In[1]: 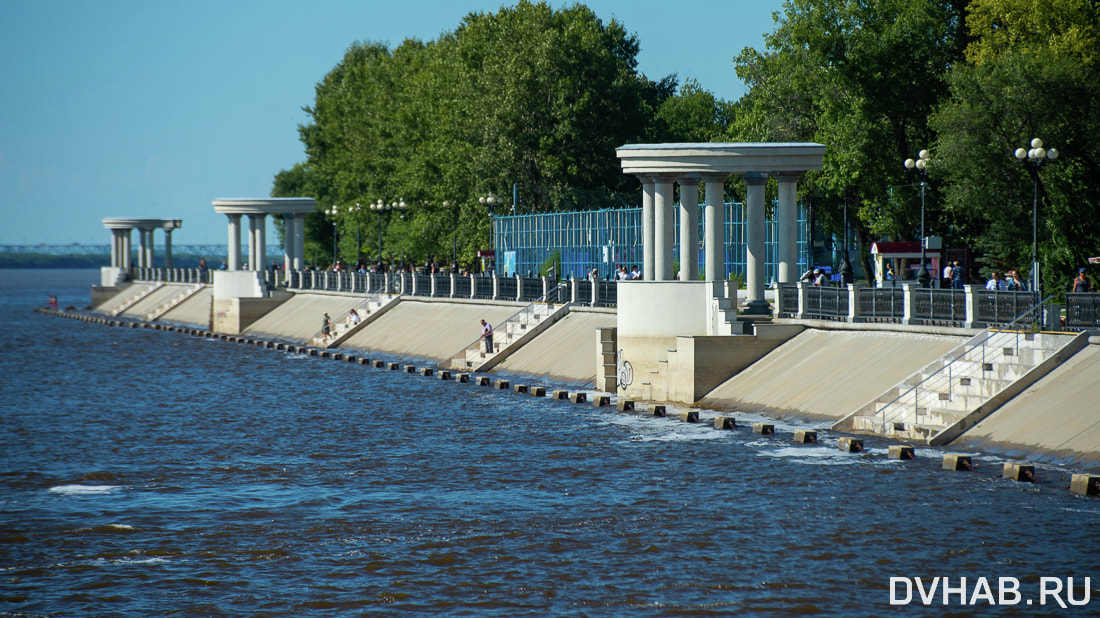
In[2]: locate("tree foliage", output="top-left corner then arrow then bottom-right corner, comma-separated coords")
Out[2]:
277,1 -> 721,269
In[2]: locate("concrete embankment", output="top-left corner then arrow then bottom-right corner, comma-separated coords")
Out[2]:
699,328 -> 968,422
950,339 -> 1100,469
95,282 -> 1100,469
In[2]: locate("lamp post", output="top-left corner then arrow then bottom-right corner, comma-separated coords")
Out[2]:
370,198 -> 406,270
903,150 -> 931,288
350,202 -> 363,267
325,205 -> 339,268
1014,138 -> 1058,301
479,194 -> 501,274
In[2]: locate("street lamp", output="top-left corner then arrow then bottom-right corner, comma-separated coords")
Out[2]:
370,198 -> 406,270
479,194 -> 503,275
903,150 -> 931,288
1014,138 -> 1058,300
325,205 -> 339,267
350,202 -> 363,267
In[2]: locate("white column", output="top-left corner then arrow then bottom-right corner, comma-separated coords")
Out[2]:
249,214 -> 266,271
776,173 -> 800,283
653,177 -> 674,281
226,214 -> 242,271
678,178 -> 699,281
283,214 -> 296,273
294,214 -> 306,271
121,229 -> 132,270
641,177 -> 655,280
109,230 -> 121,267
137,228 -> 150,269
163,228 -> 174,269
744,172 -> 769,314
703,175 -> 726,281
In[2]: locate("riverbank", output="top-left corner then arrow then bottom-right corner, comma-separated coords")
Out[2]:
95,281 -> 1100,472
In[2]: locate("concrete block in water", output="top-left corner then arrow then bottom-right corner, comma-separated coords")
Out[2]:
494,380 -> 510,390
752,423 -> 774,435
476,376 -> 491,386
569,392 -> 587,403
373,360 -> 386,368
551,390 -> 570,400
388,362 -> 400,370
420,367 -> 434,376
404,365 -> 416,373
345,355 -> 357,363
1002,463 -> 1036,483
714,416 -> 736,430
888,445 -> 916,460
650,405 -> 667,418
358,357 -> 371,365
320,351 -> 331,358
616,399 -> 635,412
680,410 -> 699,423
438,370 -> 451,380
1070,474 -> 1100,497
838,437 -> 864,453
331,353 -> 343,360
943,454 -> 972,471
793,430 -> 817,444
513,384 -> 528,393
456,373 -> 470,383
530,386 -> 546,397
593,395 -> 610,407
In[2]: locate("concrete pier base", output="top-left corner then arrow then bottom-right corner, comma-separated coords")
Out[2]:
616,400 -> 635,412
514,384 -> 528,394
889,445 -> 916,460
793,430 -> 817,444
680,410 -> 699,423
420,367 -> 434,376
838,437 -> 864,453
714,416 -> 736,430
650,405 -> 667,417
552,390 -> 569,400
531,386 -> 546,397
494,380 -> 510,390
456,373 -> 470,383
593,395 -> 610,407
1070,474 -> 1100,496
476,376 -> 490,386
569,392 -> 587,403
1002,463 -> 1036,483
752,423 -> 774,435
943,454 -> 973,471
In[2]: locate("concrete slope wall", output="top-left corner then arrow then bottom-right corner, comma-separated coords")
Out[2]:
950,342 -> 1100,469
494,309 -> 616,387
700,329 -> 966,421
244,293 -> 364,341
121,285 -> 180,317
162,287 -> 212,327
342,299 -> 519,363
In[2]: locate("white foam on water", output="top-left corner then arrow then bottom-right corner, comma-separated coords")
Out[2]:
48,484 -> 124,495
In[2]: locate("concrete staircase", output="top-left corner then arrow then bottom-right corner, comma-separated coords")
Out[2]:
451,293 -> 570,372
308,293 -> 400,348
145,283 -> 205,321
107,282 -> 164,316
834,330 -> 1089,445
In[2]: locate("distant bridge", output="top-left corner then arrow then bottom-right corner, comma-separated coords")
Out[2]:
0,244 -> 285,258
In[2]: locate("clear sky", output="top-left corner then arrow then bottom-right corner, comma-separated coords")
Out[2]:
0,0 -> 784,246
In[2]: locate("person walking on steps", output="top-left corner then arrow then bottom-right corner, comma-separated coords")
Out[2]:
480,319 -> 494,354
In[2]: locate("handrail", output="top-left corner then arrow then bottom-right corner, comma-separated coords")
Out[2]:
304,292 -> 396,346
450,283 -> 569,369
875,293 -> 1051,434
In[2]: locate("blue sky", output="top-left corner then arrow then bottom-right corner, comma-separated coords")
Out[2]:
0,0 -> 784,246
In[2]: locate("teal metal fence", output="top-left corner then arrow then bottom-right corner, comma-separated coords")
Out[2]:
492,202 -> 808,281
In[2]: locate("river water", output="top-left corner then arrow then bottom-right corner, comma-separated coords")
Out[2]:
1,270 -> 1097,617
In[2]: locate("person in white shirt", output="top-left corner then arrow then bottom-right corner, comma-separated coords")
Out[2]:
985,272 -> 1006,291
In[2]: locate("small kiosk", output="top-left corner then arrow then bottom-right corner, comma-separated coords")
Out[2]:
871,239 -> 942,287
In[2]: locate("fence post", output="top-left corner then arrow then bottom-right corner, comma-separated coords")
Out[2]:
964,284 -> 981,329
902,282 -> 916,325
515,274 -> 523,302
469,274 -> 476,299
795,282 -> 807,320
591,275 -> 598,307
847,284 -> 858,322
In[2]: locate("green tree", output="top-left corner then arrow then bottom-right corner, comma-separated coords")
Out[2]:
731,0 -> 969,281
930,0 -> 1100,294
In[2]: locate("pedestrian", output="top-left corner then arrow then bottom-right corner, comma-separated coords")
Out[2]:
322,312 -> 331,341
1072,268 -> 1092,293
942,261 -> 952,288
1006,270 -> 1026,291
812,268 -> 826,286
951,261 -> 963,289
885,263 -> 896,287
480,319 -> 494,354
985,271 -> 1005,291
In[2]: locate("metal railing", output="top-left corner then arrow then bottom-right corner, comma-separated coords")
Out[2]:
859,287 -> 905,321
1066,293 -> 1100,331
802,286 -> 849,321
910,288 -> 967,325
874,296 -> 1051,435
